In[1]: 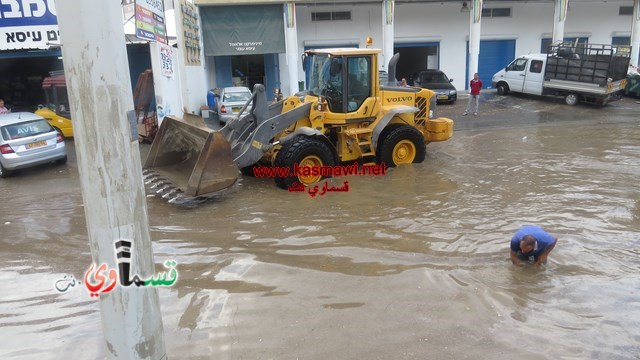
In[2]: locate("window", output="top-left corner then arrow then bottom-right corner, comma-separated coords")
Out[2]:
311,11 -> 351,22
481,7 -> 511,18
333,11 -> 351,20
3,120 -> 53,140
612,37 -> 630,46
346,56 -> 371,112
619,6 -> 633,15
312,12 -> 331,21
507,58 -> 527,72
223,91 -> 251,102
540,37 -> 589,53
529,60 -> 543,74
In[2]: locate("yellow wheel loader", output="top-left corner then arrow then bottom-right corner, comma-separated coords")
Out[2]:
144,48 -> 453,204
35,73 -> 73,138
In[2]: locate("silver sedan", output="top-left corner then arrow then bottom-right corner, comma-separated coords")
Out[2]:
213,86 -> 253,124
0,112 -> 67,177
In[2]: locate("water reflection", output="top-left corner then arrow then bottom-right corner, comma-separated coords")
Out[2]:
1,123 -> 639,359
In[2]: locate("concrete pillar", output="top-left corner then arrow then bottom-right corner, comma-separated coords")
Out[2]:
552,0 -> 568,45
468,0 -> 482,85
382,0 -> 395,72
56,0 -> 166,358
631,0 -> 640,68
284,3 -> 300,95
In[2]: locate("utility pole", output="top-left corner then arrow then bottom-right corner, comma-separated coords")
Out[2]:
56,1 -> 167,359
631,0 -> 640,68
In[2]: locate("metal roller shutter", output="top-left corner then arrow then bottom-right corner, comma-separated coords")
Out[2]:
467,39 -> 516,89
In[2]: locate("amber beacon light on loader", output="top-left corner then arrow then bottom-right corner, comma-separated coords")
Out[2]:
143,48 -> 454,204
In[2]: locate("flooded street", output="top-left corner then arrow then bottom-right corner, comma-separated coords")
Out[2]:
1,95 -> 639,359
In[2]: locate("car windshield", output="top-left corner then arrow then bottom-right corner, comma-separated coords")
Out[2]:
223,92 -> 251,102
1,119 -> 53,140
420,72 -> 449,83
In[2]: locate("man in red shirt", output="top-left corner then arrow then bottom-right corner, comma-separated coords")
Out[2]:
463,73 -> 482,116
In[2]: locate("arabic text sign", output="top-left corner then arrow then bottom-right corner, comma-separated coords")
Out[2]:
134,0 -> 166,44
0,0 -> 59,50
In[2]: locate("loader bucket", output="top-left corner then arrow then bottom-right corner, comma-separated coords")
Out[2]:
144,115 -> 239,197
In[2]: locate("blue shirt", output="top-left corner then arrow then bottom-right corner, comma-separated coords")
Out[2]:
510,226 -> 556,257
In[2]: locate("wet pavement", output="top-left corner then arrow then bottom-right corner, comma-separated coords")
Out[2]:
1,93 -> 639,359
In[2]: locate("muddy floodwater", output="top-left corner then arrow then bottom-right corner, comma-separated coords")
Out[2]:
1,95 -> 639,359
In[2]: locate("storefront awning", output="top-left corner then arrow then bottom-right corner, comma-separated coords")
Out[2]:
200,5 -> 285,56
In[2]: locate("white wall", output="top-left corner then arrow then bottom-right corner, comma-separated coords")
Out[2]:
394,2 -> 471,90
173,5 -> 208,114
199,1 -> 634,95
290,0 -> 635,91
479,2 -> 553,55
565,1 -> 634,43
149,42 -> 183,125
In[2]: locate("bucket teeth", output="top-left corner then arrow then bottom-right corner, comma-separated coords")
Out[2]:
144,175 -> 160,184
161,189 -> 179,199
155,185 -> 169,194
142,172 -> 213,206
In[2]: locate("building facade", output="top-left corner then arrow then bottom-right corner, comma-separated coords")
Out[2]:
196,0 -> 639,95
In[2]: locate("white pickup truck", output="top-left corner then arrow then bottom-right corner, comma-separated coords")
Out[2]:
492,42 -> 630,105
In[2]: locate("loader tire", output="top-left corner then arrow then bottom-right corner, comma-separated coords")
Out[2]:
377,125 -> 426,167
274,136 -> 336,190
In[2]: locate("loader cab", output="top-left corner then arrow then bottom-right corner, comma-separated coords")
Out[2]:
35,74 -> 73,137
305,49 -> 375,115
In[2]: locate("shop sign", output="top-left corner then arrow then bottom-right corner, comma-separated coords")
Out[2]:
159,43 -> 173,77
0,0 -> 59,50
135,0 -> 167,44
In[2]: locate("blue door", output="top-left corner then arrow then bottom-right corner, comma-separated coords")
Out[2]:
466,39 -> 516,89
263,53 -> 279,101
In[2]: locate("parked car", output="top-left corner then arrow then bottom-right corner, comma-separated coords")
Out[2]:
0,112 -> 67,178
411,70 -> 457,104
213,86 -> 253,124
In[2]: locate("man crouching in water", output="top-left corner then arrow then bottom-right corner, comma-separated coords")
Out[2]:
510,225 -> 558,267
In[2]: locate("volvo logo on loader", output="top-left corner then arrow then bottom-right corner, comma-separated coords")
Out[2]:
386,96 -> 413,103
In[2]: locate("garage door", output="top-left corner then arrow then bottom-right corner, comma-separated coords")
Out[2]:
466,39 -> 516,89
394,42 -> 440,84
